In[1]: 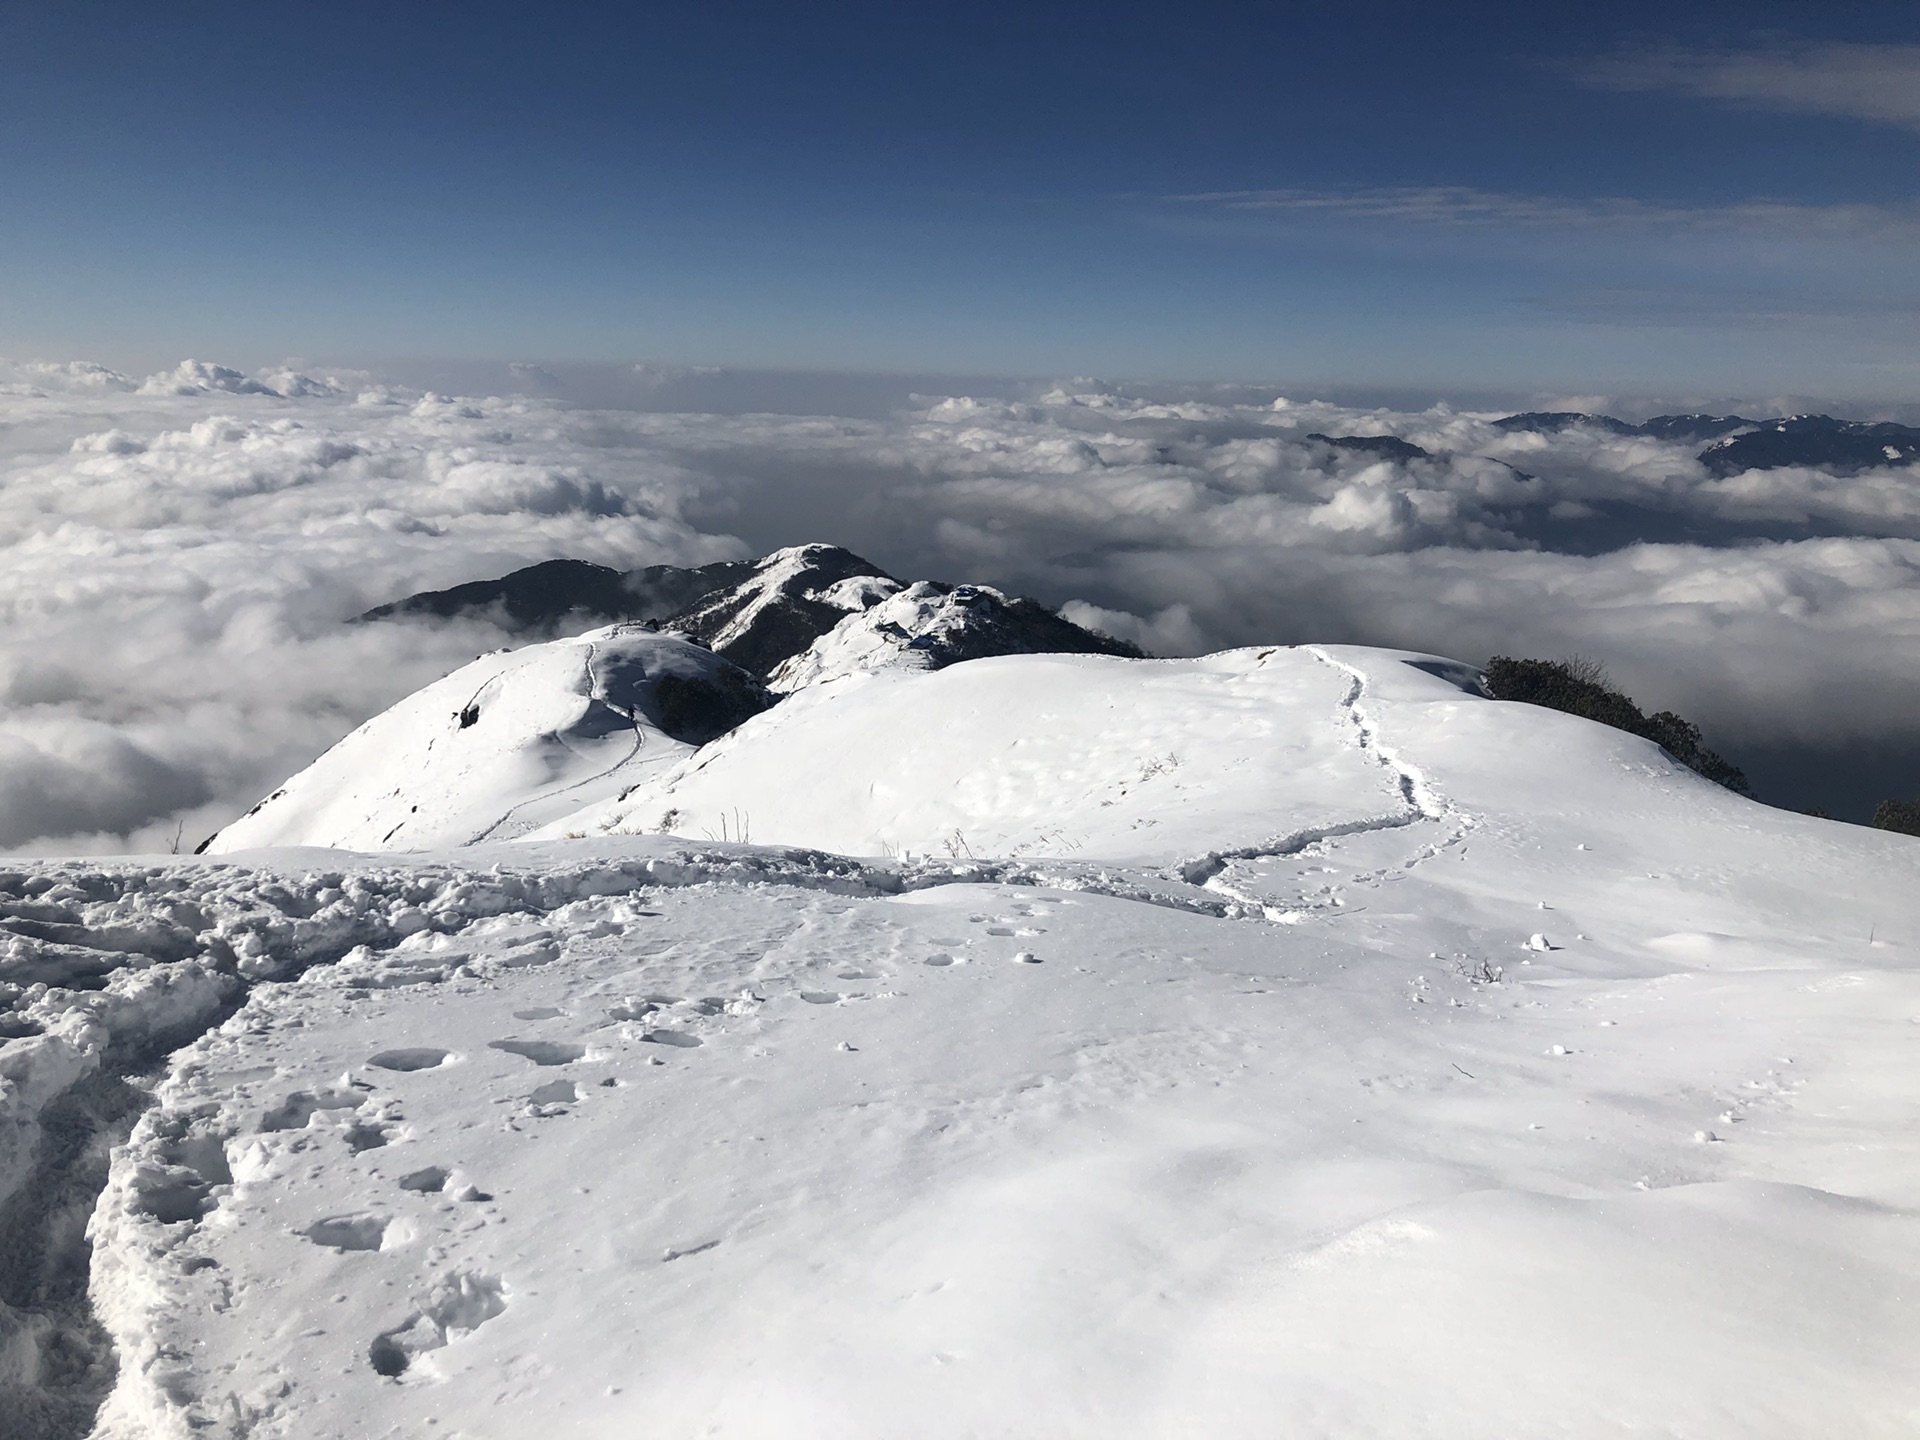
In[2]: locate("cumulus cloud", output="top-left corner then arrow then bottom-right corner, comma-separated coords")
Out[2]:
2,360 -> 1919,850
1583,42 -> 1920,132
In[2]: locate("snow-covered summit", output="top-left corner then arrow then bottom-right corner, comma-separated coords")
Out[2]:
769,578 -> 1142,692
562,646 -> 1403,858
660,543 -> 909,676
358,542 -> 1141,684
204,626 -> 770,853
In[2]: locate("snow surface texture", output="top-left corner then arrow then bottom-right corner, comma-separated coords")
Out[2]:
554,647 -> 1416,861
6,358 -> 1920,851
0,646 -> 1913,1437
203,628 -> 770,854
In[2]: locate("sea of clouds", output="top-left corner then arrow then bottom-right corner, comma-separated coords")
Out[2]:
2,356 -> 1917,852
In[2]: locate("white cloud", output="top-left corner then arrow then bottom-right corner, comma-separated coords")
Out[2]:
2,362 -> 1918,850
1583,42 -> 1920,132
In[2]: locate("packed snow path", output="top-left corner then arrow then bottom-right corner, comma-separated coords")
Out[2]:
0,648 -> 1913,1437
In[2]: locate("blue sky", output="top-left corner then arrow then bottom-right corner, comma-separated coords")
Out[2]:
4,0 -> 1919,399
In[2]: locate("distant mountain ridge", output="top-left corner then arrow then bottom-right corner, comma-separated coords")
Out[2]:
222,545 -> 1145,851
1486,410 -> 1920,474
1697,415 -> 1920,478
358,543 -> 1143,681
356,557 -> 754,632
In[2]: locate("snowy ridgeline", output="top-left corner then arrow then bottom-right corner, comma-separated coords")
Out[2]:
2,644 -> 1918,1437
207,544 -> 1144,854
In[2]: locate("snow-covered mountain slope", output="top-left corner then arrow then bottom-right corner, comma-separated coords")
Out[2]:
205,627 -> 770,853
2,645 -> 1915,1437
768,579 -> 1141,692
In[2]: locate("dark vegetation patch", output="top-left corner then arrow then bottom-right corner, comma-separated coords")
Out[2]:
1873,798 -> 1920,838
1482,656 -> 1750,795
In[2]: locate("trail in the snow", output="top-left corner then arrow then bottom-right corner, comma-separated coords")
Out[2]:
0,831 -> 1286,1432
1174,649 -> 1475,919
467,640 -> 648,845
1304,646 -> 1449,822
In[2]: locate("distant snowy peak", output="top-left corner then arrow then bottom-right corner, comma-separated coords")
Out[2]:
770,579 -> 1143,692
355,545 -> 884,670
1489,408 -> 1920,475
358,543 -> 1143,683
1492,410 -> 1763,442
205,627 -> 771,853
1698,415 -> 1920,478
662,544 -> 897,676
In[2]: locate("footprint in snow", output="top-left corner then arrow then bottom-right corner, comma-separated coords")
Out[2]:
498,940 -> 561,969
923,954 -> 955,967
799,992 -> 841,1005
641,1029 -> 701,1048
527,1080 -> 576,1106
398,1166 -> 449,1194
369,1271 -> 507,1378
259,1090 -> 361,1132
512,1007 -> 564,1021
304,1213 -> 392,1252
487,1039 -> 585,1066
368,1048 -> 454,1072
343,1122 -> 391,1153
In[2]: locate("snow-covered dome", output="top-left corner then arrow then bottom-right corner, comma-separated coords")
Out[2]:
205,626 -> 770,852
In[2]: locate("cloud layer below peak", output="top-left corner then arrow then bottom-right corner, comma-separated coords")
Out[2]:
2,359 -> 1918,851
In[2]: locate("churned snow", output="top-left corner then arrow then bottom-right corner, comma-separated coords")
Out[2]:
0,645 -> 1913,1437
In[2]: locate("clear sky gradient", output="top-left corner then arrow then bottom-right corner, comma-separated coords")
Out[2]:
5,1 -> 1918,399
